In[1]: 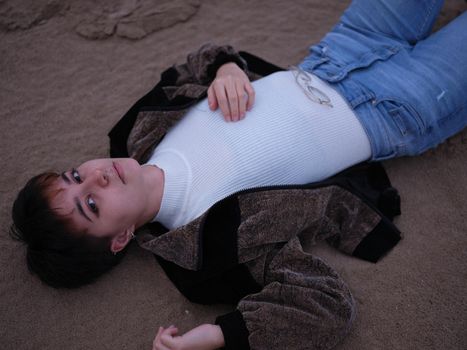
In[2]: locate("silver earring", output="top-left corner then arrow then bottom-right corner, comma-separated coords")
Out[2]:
130,231 -> 135,240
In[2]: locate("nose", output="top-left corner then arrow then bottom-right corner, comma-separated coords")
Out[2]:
85,169 -> 109,188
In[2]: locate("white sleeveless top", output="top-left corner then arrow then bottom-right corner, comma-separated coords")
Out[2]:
145,70 -> 371,229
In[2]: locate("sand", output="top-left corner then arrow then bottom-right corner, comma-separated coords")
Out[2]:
1,0 -> 466,349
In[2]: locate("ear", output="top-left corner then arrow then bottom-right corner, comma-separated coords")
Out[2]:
110,227 -> 135,254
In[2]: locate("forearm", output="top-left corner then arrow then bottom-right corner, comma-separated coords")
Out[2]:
183,324 -> 225,350
153,323 -> 225,350
204,324 -> 225,349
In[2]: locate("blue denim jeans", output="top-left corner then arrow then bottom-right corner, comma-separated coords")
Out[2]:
299,0 -> 467,160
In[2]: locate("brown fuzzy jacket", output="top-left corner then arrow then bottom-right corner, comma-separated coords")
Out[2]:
108,44 -> 402,350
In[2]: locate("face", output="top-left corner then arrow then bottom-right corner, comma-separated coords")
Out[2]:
49,158 -> 150,252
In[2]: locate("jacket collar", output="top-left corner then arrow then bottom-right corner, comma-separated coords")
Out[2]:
136,213 -> 206,270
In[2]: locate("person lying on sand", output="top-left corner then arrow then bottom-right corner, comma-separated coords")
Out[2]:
11,1 -> 466,349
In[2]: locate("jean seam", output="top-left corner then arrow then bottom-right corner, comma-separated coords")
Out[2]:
438,106 -> 463,126
374,96 -> 427,135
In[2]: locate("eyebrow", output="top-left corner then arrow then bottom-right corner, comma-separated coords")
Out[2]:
74,197 -> 92,222
61,172 -> 71,184
61,170 -> 93,222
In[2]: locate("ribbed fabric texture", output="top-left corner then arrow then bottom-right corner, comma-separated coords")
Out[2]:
146,71 -> 371,229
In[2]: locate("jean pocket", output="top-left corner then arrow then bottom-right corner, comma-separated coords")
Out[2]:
318,45 -> 400,83
375,98 -> 427,137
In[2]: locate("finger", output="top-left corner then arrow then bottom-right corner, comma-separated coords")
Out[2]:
245,83 -> 255,111
236,82 -> 247,120
155,326 -> 178,350
165,326 -> 179,336
213,82 -> 231,122
207,85 -> 218,111
153,327 -> 165,349
153,327 -> 165,350
159,326 -> 178,339
225,78 -> 239,121
160,333 -> 180,348
154,326 -> 163,343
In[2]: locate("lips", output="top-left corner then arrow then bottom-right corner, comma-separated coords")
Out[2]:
113,162 -> 126,184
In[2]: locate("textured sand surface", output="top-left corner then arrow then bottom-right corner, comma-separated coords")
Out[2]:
1,1 -> 466,349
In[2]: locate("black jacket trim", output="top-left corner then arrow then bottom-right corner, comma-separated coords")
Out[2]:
377,187 -> 401,220
215,310 -> 251,350
155,256 -> 261,305
352,216 -> 401,262
326,162 -> 401,220
239,51 -> 283,76
198,195 -> 241,270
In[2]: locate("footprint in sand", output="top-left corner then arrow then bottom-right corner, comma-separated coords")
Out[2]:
0,0 -> 200,40
0,0 -> 67,31
73,0 -> 201,40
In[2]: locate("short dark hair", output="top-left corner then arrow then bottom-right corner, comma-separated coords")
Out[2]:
10,172 -> 126,288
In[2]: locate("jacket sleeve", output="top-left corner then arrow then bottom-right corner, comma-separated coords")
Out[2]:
215,185 -> 401,350
216,237 -> 356,350
235,186 -> 401,265
173,43 -> 249,86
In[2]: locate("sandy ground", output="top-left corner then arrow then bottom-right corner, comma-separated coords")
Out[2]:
1,0 -> 466,349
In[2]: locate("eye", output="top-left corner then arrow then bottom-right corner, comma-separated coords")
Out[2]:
71,168 -> 82,183
86,196 -> 99,214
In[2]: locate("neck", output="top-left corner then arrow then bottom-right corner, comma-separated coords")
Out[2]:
137,164 -> 165,228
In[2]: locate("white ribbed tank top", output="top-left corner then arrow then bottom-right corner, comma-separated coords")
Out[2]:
146,70 -> 371,229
